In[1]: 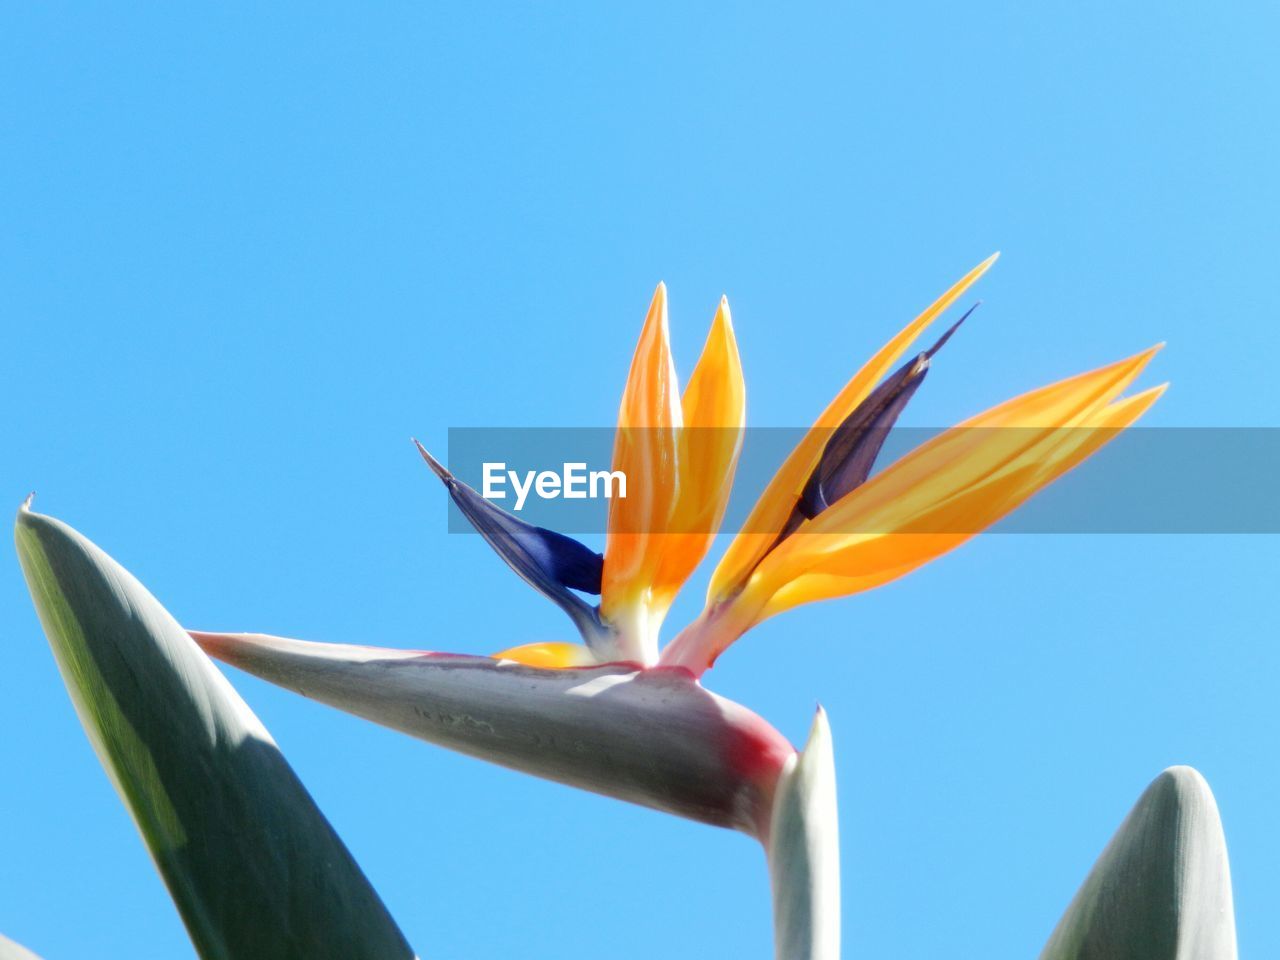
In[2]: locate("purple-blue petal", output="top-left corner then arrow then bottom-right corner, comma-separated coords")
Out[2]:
776,303 -> 978,544
415,442 -> 603,639
799,357 -> 927,518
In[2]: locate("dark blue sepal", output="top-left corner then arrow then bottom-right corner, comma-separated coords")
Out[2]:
414,441 -> 606,643
802,304 -> 977,516
798,304 -> 977,522
778,303 -> 979,542
799,356 -> 927,518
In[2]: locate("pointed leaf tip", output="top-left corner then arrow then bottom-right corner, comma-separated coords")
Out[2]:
1040,765 -> 1236,960
14,509 -> 417,960
767,705 -> 839,960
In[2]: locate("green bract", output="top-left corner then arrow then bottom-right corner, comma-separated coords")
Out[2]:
1042,766 -> 1237,960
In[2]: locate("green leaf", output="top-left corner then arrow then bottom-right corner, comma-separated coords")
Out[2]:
766,707 -> 840,960
1040,765 -> 1237,960
15,505 -> 418,960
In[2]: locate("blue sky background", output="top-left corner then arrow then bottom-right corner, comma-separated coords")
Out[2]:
2,4 -> 1278,958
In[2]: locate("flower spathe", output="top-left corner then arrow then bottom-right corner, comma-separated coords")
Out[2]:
190,630 -> 794,837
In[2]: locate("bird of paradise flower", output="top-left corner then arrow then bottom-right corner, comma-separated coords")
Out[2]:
189,254 -> 1167,959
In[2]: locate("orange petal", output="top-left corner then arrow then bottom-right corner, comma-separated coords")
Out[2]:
707,254 -> 999,603
491,641 -> 598,668
661,357 -> 1165,675
601,283 -> 683,658
751,376 -> 1166,622
768,344 -> 1162,551
650,297 -> 746,611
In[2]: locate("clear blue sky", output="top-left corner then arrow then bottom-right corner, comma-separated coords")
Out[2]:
2,4 -> 1277,958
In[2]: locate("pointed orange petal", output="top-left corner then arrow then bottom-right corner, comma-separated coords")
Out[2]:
660,354 -> 1165,674
601,283 -> 682,656
947,343 -> 1163,431
750,375 -> 1166,622
775,344 -> 1163,554
649,297 -> 747,610
707,254 -> 999,603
